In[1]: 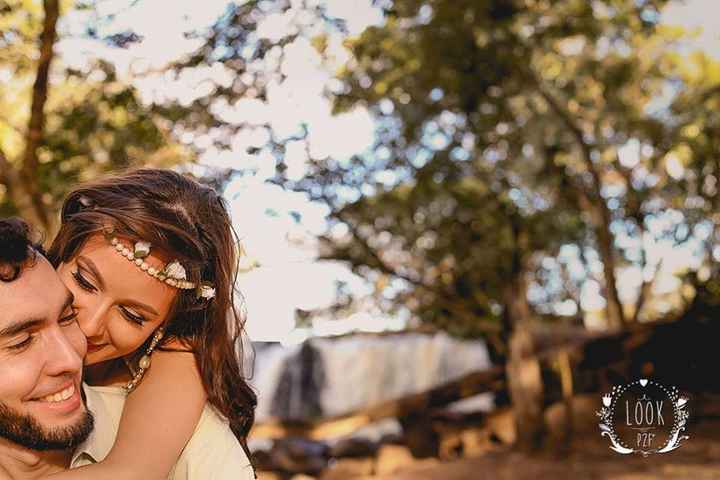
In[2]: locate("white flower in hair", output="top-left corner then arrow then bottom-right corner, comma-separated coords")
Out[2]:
198,284 -> 216,300
133,241 -> 152,259
164,261 -> 188,280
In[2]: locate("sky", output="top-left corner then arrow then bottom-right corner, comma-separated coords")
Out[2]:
59,0 -> 384,342
57,0 -> 720,341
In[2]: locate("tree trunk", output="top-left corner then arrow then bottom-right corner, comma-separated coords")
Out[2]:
503,217 -> 545,452
17,0 -> 61,232
506,317 -> 544,452
594,209 -> 625,328
557,349 -> 574,452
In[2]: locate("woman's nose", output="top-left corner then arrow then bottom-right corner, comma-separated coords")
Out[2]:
77,299 -> 111,341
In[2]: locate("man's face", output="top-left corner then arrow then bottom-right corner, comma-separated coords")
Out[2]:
0,253 -> 92,450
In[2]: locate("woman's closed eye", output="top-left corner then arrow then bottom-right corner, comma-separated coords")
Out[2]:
119,305 -> 145,325
72,269 -> 97,293
59,305 -> 80,326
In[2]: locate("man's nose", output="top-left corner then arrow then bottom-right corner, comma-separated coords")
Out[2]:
44,327 -> 84,376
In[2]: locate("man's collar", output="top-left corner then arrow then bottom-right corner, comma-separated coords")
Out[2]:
71,384 -> 114,465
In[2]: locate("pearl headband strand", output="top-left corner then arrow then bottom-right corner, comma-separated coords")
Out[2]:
103,229 -> 216,300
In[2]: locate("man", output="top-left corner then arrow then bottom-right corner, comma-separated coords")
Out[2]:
0,218 -> 92,479
0,218 -> 254,479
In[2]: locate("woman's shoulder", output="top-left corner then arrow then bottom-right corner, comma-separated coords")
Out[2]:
83,384 -> 254,479
172,402 -> 255,477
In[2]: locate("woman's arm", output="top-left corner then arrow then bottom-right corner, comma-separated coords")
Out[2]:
50,349 -> 207,480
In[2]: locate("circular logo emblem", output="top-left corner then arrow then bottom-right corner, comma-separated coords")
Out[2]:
597,378 -> 689,456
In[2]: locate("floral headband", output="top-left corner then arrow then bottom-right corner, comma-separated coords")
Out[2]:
103,227 -> 216,300
75,196 -> 215,300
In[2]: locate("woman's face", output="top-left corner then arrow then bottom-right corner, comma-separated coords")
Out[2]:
56,234 -> 177,365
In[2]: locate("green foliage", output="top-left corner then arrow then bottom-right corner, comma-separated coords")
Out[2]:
0,1 -> 189,223
306,0 -> 680,335
126,0 -> 720,339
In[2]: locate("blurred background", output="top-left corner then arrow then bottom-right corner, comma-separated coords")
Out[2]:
4,0 -> 720,478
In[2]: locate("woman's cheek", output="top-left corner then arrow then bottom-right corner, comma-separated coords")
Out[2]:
109,321 -> 151,357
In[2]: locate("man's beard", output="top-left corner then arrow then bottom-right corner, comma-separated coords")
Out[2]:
0,401 -> 94,451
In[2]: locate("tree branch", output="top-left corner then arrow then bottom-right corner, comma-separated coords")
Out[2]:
0,149 -> 14,186
525,66 -> 626,326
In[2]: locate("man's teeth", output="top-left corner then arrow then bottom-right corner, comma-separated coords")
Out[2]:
38,385 -> 74,403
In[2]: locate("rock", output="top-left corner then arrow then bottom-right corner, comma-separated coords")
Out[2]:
321,458 -> 374,479
438,432 -> 463,460
329,437 -> 378,459
463,427 -> 495,457
290,475 -> 317,480
379,432 -> 403,445
486,408 -> 516,445
271,342 -> 325,420
375,444 -> 415,476
399,415 -> 440,458
256,473 -> 283,480
271,438 -> 329,475
251,449 -> 275,472
544,394 -> 600,437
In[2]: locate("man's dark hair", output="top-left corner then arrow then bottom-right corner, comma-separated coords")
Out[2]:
0,217 -> 40,282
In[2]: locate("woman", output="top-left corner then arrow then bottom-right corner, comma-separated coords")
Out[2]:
45,168 -> 256,479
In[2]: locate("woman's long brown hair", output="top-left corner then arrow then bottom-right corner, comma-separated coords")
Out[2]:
47,168 -> 257,462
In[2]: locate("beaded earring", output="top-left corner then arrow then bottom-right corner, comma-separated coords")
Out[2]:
124,328 -> 164,393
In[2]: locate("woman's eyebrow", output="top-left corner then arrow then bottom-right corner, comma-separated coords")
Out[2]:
77,256 -> 106,290
122,300 -> 159,316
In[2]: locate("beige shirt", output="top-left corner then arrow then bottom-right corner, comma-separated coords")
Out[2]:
72,384 -> 255,480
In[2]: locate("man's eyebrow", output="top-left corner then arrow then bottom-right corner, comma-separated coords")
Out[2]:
0,319 -> 43,338
77,256 -> 106,290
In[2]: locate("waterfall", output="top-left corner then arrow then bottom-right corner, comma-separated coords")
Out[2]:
250,332 -> 494,423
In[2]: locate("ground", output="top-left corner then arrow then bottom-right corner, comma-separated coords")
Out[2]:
372,418 -> 720,479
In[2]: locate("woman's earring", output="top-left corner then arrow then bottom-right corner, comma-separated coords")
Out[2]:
124,328 -> 164,393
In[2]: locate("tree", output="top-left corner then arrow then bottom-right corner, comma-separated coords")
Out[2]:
324,0 -> 687,330
0,0 -> 189,233
148,0 -> 720,333
164,0 -> 720,333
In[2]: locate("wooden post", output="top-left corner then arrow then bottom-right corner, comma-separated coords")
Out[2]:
557,349 -> 574,451
506,324 -> 545,451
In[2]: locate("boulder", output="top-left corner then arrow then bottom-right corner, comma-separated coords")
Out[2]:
270,438 -> 329,475
485,408 -> 516,445
329,437 -> 378,459
544,394 -> 600,437
251,449 -> 275,472
256,472 -> 283,480
321,458 -> 374,479
460,427 -> 494,458
375,444 -> 415,476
